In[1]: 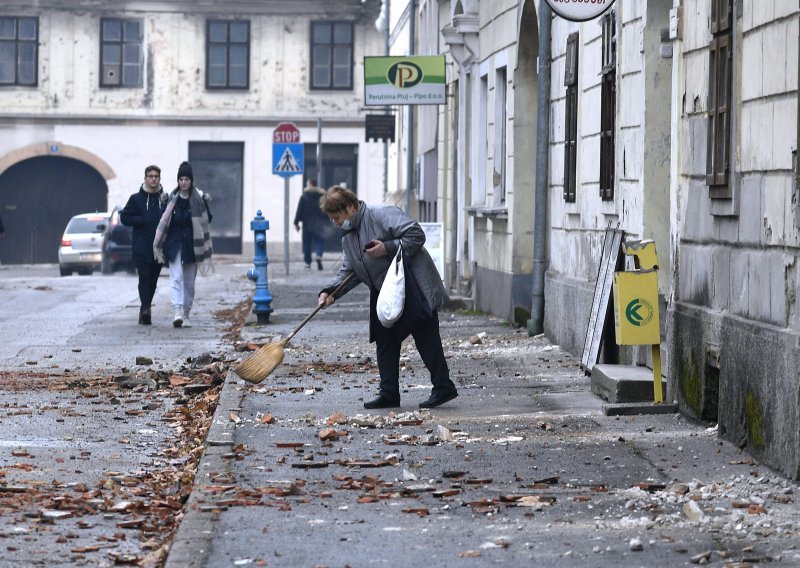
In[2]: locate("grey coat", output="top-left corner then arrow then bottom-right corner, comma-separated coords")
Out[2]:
321,202 -> 448,311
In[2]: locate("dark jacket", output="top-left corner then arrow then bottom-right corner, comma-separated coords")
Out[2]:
120,185 -> 165,263
163,189 -> 212,264
293,185 -> 328,234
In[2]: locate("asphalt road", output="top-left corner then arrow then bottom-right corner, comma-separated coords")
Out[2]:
0,256 -> 252,566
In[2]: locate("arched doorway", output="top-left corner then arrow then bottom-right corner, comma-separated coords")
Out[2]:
0,156 -> 107,264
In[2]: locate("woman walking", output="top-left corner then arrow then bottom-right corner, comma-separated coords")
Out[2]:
153,161 -> 213,328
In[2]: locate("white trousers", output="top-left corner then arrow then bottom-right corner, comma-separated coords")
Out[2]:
169,249 -> 198,316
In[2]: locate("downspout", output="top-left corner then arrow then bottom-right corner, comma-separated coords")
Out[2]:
405,0 -> 416,213
527,0 -> 551,336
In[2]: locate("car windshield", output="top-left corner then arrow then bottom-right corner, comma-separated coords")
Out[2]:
66,216 -> 107,234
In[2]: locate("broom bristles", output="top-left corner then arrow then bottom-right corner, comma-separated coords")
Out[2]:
234,339 -> 288,384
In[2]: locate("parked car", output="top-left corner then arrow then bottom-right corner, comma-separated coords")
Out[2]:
101,206 -> 135,274
58,212 -> 110,276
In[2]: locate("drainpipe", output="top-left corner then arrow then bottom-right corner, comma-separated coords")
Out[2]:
405,0 -> 416,214
527,0 -> 551,336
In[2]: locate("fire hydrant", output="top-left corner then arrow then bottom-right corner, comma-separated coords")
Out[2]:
246,210 -> 273,324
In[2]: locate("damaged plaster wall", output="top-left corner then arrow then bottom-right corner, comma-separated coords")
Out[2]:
669,1 -> 800,478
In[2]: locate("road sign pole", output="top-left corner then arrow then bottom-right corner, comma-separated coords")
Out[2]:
272,122 -> 303,276
284,177 -> 290,275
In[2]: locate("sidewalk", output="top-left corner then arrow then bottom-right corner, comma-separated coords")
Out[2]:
168,261 -> 800,567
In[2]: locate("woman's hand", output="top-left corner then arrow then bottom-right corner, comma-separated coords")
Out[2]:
363,240 -> 387,257
319,292 -> 334,308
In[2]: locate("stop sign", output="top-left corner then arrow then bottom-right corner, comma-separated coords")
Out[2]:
273,122 -> 300,143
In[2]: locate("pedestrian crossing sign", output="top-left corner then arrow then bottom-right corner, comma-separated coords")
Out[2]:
272,143 -> 304,178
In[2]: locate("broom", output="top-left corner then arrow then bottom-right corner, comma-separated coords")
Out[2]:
234,273 -> 356,384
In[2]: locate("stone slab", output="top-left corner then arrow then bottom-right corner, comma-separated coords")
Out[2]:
591,363 -> 666,403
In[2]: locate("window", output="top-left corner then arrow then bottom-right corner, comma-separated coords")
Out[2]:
418,149 -> 438,222
707,0 -> 731,189
310,21 -> 353,90
473,73 -> 489,205
0,16 -> 38,86
206,20 -> 250,89
493,67 -> 507,204
600,12 -> 616,201
100,18 -> 142,88
564,32 -> 579,203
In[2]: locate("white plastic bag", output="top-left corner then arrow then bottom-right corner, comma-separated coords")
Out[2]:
376,245 -> 405,328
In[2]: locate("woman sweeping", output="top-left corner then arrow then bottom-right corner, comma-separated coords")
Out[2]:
318,186 -> 458,409
153,161 -> 213,328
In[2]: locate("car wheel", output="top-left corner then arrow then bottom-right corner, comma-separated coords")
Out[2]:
59,266 -> 72,277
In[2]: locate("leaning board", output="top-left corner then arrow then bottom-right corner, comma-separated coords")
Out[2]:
580,227 -> 624,373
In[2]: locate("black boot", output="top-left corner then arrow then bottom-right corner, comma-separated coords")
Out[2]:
419,390 -> 458,409
363,396 -> 400,409
139,306 -> 151,325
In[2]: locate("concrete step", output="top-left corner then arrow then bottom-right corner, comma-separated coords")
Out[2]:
591,363 -> 666,404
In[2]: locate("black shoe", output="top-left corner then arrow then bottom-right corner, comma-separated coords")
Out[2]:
138,307 -> 151,325
364,396 -> 400,409
316,258 -> 323,271
419,391 -> 458,409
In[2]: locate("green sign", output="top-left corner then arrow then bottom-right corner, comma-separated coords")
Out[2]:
364,55 -> 446,106
625,298 -> 654,327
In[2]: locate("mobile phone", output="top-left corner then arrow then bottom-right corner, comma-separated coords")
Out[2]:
364,241 -> 377,251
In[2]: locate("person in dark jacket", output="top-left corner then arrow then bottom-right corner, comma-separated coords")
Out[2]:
293,178 -> 328,270
318,186 -> 458,410
120,165 -> 166,325
153,161 -> 213,328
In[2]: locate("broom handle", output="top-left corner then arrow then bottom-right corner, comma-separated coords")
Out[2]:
284,273 -> 356,343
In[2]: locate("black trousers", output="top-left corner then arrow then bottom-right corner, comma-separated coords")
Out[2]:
373,310 -> 456,402
136,261 -> 163,309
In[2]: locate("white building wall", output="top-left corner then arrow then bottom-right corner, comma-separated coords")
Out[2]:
385,0 -> 414,210
0,1 -> 384,251
545,0 -> 673,356
548,14 -> 608,284
675,1 -> 799,324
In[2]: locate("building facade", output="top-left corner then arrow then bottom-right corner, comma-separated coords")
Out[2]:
544,1 -> 673,358
400,0 -> 800,478
669,0 -> 800,478
386,0 -> 540,325
0,0 -> 384,264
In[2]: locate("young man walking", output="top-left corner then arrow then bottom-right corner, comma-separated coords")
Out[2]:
120,165 -> 166,325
